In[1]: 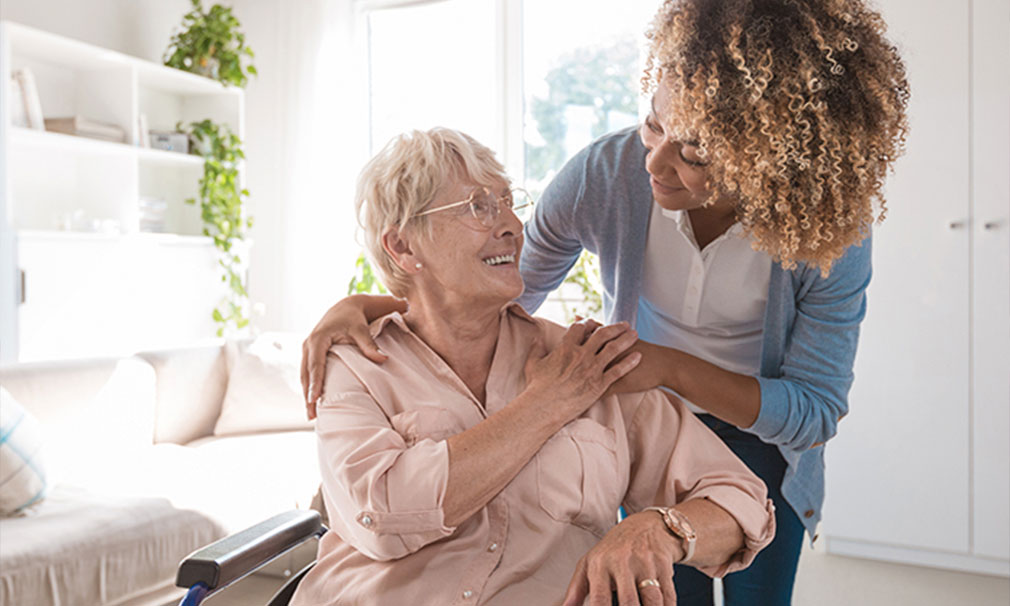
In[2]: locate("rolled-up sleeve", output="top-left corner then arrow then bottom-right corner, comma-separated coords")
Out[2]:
316,358 -> 455,561
622,391 -> 776,578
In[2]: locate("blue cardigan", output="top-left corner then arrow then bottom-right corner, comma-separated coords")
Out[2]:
516,127 -> 871,538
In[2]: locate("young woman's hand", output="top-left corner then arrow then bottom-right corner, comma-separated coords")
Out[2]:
523,321 -> 642,424
603,340 -> 670,397
301,294 -> 404,419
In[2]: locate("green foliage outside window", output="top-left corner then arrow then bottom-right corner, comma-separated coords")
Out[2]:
525,39 -> 639,185
180,119 -> 253,336
561,251 -> 604,323
526,39 -> 637,322
348,252 -> 388,295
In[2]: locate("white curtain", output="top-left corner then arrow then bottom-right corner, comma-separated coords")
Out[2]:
239,0 -> 368,334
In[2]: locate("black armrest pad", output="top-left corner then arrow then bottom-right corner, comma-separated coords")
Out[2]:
177,510 -> 323,590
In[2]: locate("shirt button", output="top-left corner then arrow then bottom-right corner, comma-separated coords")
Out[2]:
488,542 -> 498,552
462,590 -> 474,599
360,515 -> 373,526
804,509 -> 815,518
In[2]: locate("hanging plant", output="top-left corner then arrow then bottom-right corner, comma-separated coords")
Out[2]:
164,0 -> 257,88
180,119 -> 253,336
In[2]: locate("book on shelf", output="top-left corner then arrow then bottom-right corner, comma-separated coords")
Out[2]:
13,68 -> 44,130
44,116 -> 127,143
138,114 -> 151,148
8,75 -> 29,128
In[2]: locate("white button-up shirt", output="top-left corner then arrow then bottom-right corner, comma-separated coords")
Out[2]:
636,204 -> 772,414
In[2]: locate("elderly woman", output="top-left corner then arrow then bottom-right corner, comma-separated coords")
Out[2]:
290,128 -> 774,606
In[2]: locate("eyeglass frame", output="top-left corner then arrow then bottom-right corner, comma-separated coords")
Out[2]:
413,186 -> 534,229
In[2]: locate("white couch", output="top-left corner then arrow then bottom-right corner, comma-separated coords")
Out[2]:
0,336 -> 321,606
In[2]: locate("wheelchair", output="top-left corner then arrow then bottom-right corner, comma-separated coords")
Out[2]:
176,510 -> 327,606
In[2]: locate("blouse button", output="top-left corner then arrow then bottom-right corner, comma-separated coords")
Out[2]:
462,590 -> 474,599
360,515 -> 373,526
804,509 -> 815,518
488,542 -> 498,552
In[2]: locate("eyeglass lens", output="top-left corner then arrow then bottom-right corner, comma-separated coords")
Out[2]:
470,188 -> 533,227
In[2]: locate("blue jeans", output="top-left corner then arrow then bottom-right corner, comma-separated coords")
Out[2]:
672,414 -> 805,606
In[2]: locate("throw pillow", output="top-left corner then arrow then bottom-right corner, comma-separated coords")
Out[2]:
213,333 -> 312,436
0,387 -> 48,515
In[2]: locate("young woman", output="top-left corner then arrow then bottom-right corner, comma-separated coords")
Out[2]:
301,1 -> 909,603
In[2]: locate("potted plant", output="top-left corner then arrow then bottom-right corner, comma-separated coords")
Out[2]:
164,0 -> 257,88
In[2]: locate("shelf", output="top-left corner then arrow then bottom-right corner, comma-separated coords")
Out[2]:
17,229 -> 214,247
137,146 -> 204,168
136,61 -> 242,97
6,21 -> 240,99
5,21 -> 131,71
11,126 -> 135,158
12,127 -> 204,169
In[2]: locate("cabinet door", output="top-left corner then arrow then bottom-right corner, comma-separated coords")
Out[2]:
971,0 -> 1010,562
823,0 -> 972,553
17,234 -> 224,361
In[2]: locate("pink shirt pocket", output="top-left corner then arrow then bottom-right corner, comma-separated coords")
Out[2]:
535,417 -> 622,537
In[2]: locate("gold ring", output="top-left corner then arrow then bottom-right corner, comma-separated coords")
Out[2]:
637,578 -> 661,589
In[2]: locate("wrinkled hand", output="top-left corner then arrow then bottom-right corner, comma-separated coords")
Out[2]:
300,296 -> 388,419
562,512 -> 681,606
523,320 -> 641,421
575,319 -> 668,398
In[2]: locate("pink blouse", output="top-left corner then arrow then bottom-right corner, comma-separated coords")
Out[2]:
291,304 -> 775,606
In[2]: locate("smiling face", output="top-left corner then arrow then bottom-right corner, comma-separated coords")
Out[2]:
639,76 -> 726,213
392,174 -> 525,313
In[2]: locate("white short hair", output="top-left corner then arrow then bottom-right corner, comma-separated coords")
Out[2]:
355,127 -> 507,297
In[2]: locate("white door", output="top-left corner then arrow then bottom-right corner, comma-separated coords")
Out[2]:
970,0 -> 1010,562
823,0 -> 972,553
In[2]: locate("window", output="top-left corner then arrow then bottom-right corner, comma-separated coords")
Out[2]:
366,0 -> 499,154
522,0 -> 657,197
361,0 -> 661,321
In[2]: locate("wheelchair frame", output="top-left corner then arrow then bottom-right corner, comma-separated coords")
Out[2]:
177,510 -> 326,606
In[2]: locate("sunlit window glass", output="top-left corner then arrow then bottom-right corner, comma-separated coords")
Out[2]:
367,0 -> 498,154
522,0 -> 658,322
522,0 -> 658,197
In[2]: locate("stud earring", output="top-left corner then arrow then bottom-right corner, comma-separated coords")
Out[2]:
415,263 -> 423,270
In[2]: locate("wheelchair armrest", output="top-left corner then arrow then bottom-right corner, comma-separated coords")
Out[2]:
177,510 -> 324,592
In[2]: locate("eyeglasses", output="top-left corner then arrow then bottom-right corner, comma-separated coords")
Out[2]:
415,187 -> 534,230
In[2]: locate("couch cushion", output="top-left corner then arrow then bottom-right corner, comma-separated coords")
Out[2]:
0,387 -> 48,515
214,333 -> 312,437
75,431 -> 322,535
0,358 -> 155,487
136,345 -> 229,445
178,431 -> 322,531
0,485 -> 224,606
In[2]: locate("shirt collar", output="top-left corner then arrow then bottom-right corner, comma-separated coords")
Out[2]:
658,205 -> 745,239
366,300 -> 537,341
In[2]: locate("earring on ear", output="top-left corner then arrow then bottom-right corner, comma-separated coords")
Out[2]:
414,263 -> 423,270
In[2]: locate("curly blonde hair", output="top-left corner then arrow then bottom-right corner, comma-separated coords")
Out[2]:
644,0 -> 910,274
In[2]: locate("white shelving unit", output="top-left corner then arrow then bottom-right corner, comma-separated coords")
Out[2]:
0,21 -> 246,361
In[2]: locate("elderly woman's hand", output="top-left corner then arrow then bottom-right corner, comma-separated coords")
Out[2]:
561,511 -> 681,606
523,321 -> 642,422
